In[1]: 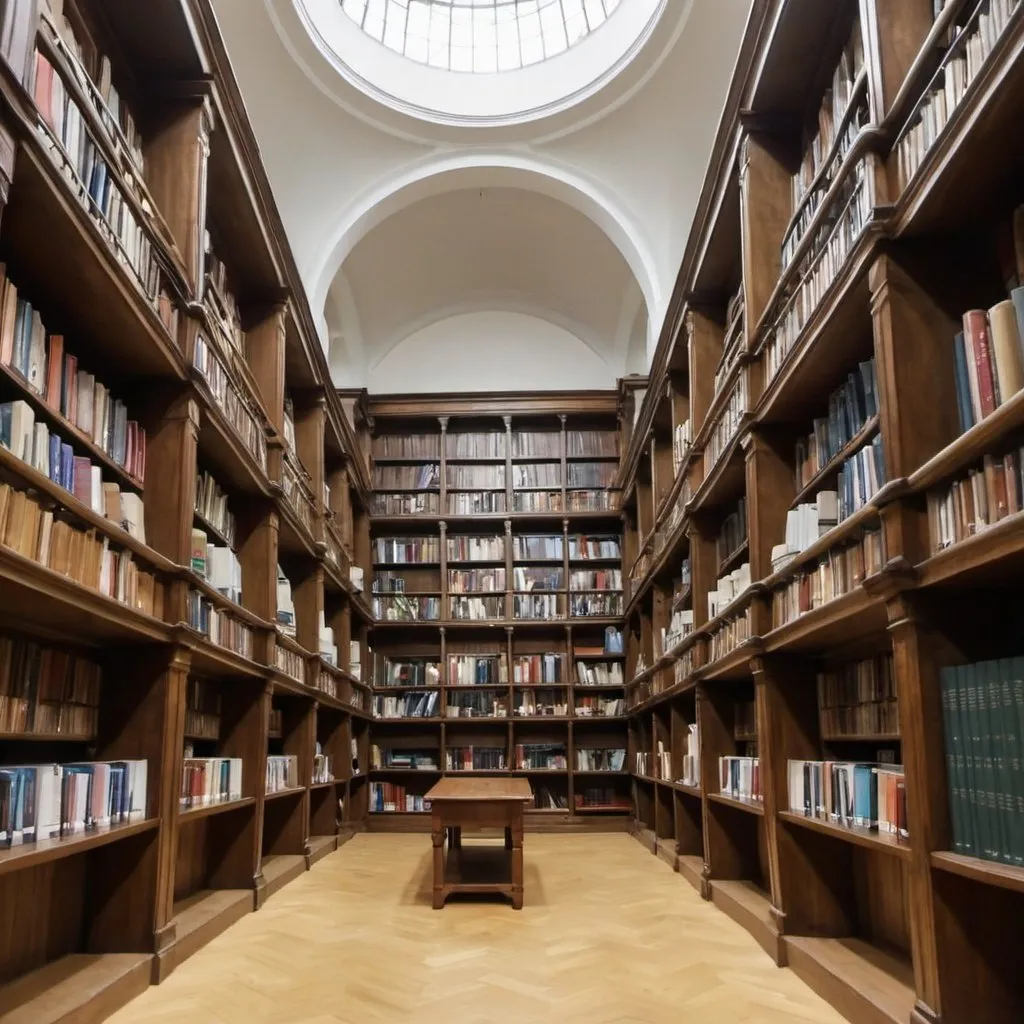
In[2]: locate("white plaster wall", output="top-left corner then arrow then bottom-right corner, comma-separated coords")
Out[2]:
367,312 -> 614,393
209,0 -> 753,378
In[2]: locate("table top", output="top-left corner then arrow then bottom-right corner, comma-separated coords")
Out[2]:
425,777 -> 534,802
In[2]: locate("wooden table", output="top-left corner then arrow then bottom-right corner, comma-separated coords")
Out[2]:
426,777 -> 533,910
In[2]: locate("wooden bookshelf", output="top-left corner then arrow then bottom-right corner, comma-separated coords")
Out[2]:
366,393 -> 628,827
0,0 -> 371,1017
620,1 -> 1024,1022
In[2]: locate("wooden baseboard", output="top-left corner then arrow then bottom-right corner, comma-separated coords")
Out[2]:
784,936 -> 916,1024
0,953 -> 151,1024
655,836 -> 678,870
260,854 -> 307,902
154,889 -> 252,984
709,879 -> 784,965
307,834 -> 338,868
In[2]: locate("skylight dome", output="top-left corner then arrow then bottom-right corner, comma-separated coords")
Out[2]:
339,0 -> 623,73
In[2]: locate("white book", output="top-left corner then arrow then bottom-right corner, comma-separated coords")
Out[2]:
90,465 -> 103,514
9,399 -> 34,463
120,492 -> 145,542
32,421 -> 49,474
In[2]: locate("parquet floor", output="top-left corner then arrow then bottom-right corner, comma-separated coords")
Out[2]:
108,833 -> 846,1024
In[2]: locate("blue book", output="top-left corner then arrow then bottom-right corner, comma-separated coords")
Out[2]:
1012,287 -> 1024,363
952,331 -> 974,434
0,402 -> 11,448
48,433 -> 61,484
60,442 -> 74,490
853,764 -> 875,828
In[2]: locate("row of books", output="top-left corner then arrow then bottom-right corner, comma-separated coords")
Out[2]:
43,4 -> 146,176
517,744 -> 567,770
512,652 -> 561,684
708,607 -> 753,663
446,747 -> 506,771
713,290 -> 745,396
372,433 -> 439,459
770,530 -> 885,628
569,593 -> 622,617
374,659 -> 442,687
448,432 -> 505,459
369,782 -> 428,813
447,691 -> 507,717
449,568 -> 504,592
576,788 -> 630,810
203,244 -> 246,359
446,465 -> 505,490
567,462 -> 616,488
372,463 -> 439,490
575,695 -> 625,717
681,723 -> 700,788
0,635 -> 101,737
673,418 -> 692,474
576,748 -> 626,772
516,690 -> 566,716
195,470 -> 236,547
788,14 -> 865,228
187,590 -> 254,660
33,50 -> 158,299
655,740 -> 671,780
927,449 -> 1024,553
0,482 -> 162,615
370,430 -> 617,461
450,595 -> 503,621
952,295 -> 1024,434
764,157 -> 874,386
894,0 -> 1019,192
940,657 -> 1024,866
717,498 -> 747,569
184,678 -> 220,741
772,493 -> 839,572
274,642 -> 304,683
575,660 -> 624,686
513,567 -> 562,591
512,464 -> 561,488
192,334 -> 268,472
1,398 -> 145,538
266,754 -> 298,794
794,361 -> 879,490
372,492 -> 438,516
372,692 -> 439,719
0,276 -> 147,482
704,375 -> 749,474
449,655 -> 505,686
661,608 -> 694,656
373,537 -> 440,563
838,436 -> 886,521
1,759 -> 148,844
370,746 -> 437,770
372,594 -> 441,621
787,759 -> 908,838
720,755 -> 762,803
190,528 -> 242,605
818,655 -> 899,738
446,492 -> 504,514
706,561 -> 751,620
569,536 -> 620,560
180,756 -> 242,810
312,750 -> 333,785
447,535 -> 504,561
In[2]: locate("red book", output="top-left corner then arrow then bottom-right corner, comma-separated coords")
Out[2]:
62,352 -> 77,421
71,456 -> 92,506
44,334 -> 63,409
964,310 -> 997,416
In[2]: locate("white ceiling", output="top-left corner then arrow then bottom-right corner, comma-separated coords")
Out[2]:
209,0 -> 754,392
331,186 -> 642,379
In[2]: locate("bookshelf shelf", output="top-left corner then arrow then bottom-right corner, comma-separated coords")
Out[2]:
707,792 -> 765,817
777,810 -> 911,860
177,797 -> 257,822
0,817 -> 159,878
264,785 -> 305,802
930,851 -> 1024,895
0,952 -> 153,1024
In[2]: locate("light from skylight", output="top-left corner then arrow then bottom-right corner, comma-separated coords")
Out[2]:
339,0 -> 622,73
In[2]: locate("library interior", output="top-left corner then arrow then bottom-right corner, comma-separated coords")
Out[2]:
0,0 -> 1022,1022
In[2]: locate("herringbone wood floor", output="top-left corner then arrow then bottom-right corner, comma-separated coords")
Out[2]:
108,833 -> 846,1023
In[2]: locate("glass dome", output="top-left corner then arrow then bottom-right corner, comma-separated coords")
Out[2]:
339,0 -> 623,73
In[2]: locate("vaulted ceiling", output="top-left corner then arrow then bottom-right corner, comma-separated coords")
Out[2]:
209,0 -> 754,392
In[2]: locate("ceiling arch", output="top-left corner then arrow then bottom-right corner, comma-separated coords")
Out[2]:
325,184 -> 648,389
308,152 -> 665,349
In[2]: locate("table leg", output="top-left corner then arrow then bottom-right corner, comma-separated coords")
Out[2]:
510,813 -> 524,910
432,815 -> 445,910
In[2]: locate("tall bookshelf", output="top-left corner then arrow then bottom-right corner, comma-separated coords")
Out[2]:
367,394 -> 630,827
621,1 -> 1024,1023
0,0 -> 372,1019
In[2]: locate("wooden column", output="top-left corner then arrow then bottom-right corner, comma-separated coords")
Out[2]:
886,593 -> 953,1024
145,98 -> 212,295
248,304 -> 287,438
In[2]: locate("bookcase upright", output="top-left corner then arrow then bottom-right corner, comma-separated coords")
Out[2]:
0,0 -> 373,1018
622,1 -> 1024,1023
